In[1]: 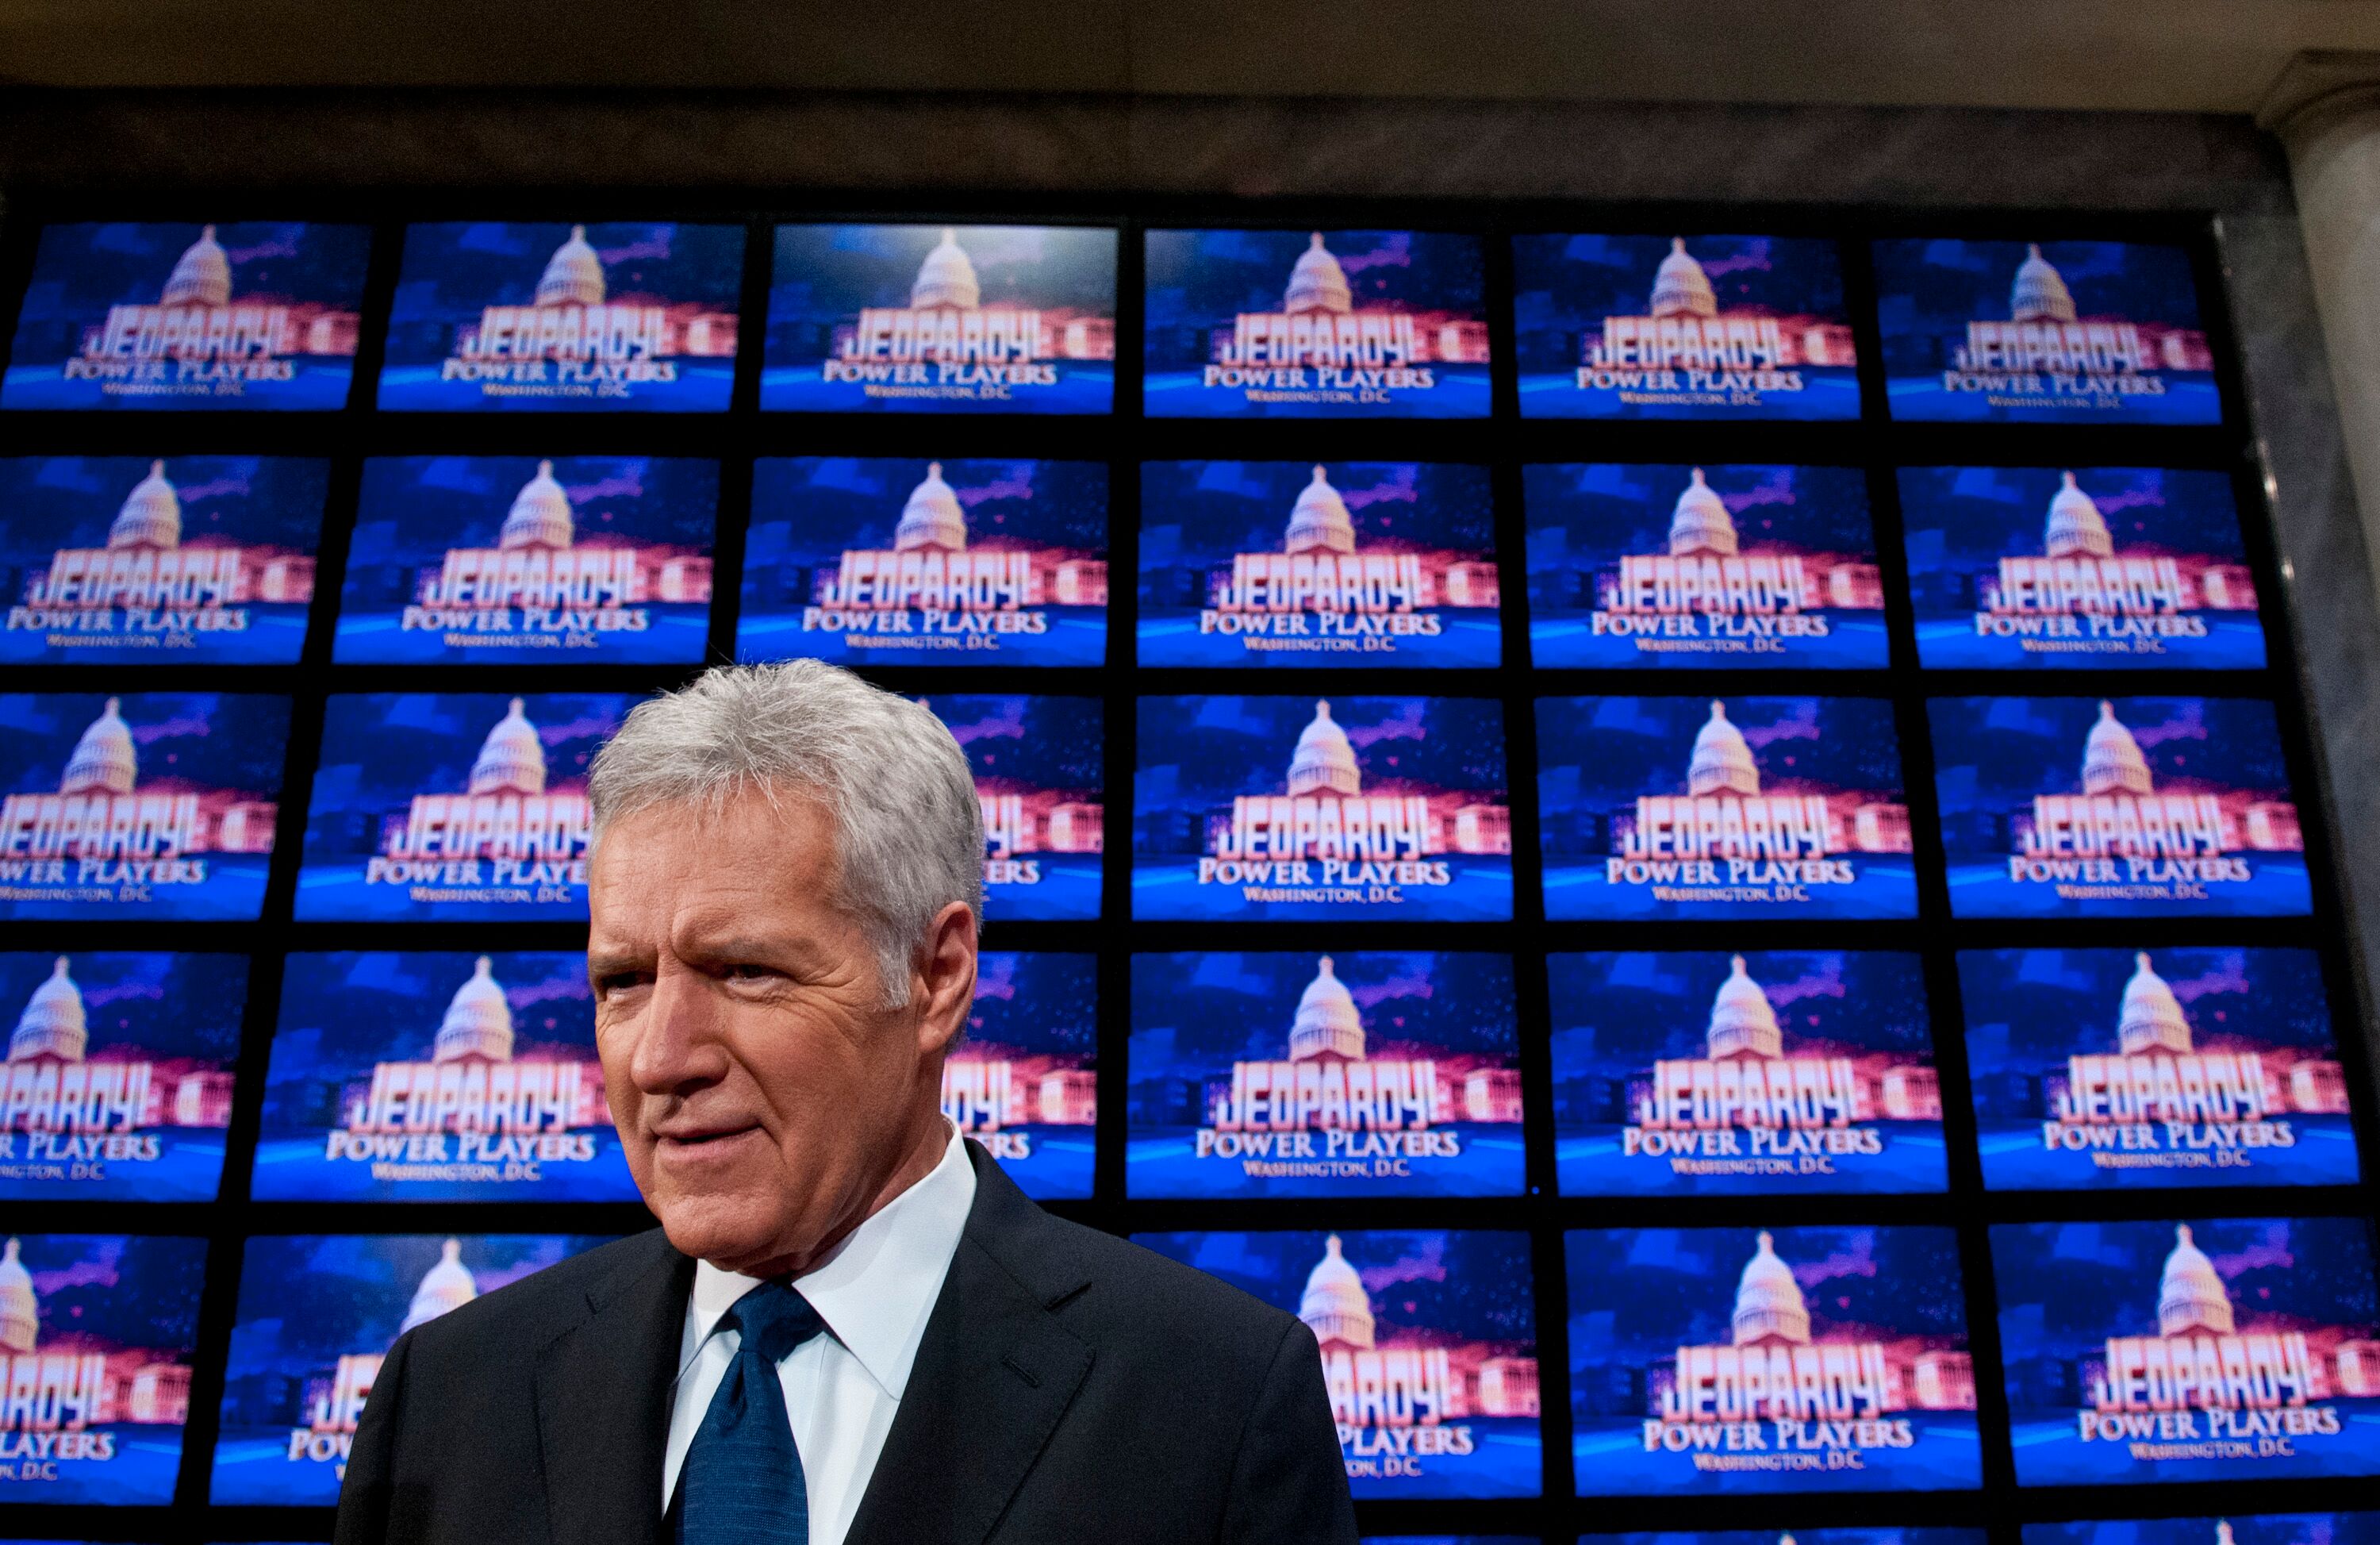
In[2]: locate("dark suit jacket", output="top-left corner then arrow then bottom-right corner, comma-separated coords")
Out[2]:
332,1140 -> 1359,1544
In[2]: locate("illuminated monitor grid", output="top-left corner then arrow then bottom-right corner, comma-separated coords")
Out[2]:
0,196 -> 2367,1545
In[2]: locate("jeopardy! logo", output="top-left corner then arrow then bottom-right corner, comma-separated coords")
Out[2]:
1196,957 -> 1520,1181
1196,467 -> 1495,655
1608,701 -> 1909,901
291,1240 -> 484,1475
1589,469 -> 1881,655
1581,239 -> 1852,403
368,699 -> 589,902
827,229 -> 1114,398
1648,1232 -> 1974,1471
1206,233 -> 1488,400
1944,245 -> 2209,409
0,958 -> 234,1177
1201,701 -> 1511,904
400,461 -> 712,649
2009,701 -> 2298,896
9,460 -> 316,648
1627,956 -> 1939,1178
0,1237 -> 190,1468
0,698 -> 276,896
68,225 -> 359,397
1296,1234 -> 1539,1479
804,464 -> 1105,651
441,226 -> 736,397
332,957 -> 608,1184
2078,1226 -> 2363,1459
2040,953 -> 2344,1174
1974,473 -> 2255,656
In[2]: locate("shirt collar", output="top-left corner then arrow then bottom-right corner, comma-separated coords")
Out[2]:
681,1121 -> 976,1401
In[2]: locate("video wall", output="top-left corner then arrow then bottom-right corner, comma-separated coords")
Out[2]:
0,206 -> 2368,1545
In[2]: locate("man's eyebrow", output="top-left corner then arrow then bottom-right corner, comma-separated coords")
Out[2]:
585,948 -> 650,978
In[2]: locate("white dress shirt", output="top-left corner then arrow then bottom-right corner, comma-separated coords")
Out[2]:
662,1124 -> 977,1544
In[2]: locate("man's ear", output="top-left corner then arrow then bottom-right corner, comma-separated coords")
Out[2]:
914,900 -> 978,1055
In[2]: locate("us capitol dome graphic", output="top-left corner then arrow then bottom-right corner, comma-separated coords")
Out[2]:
1288,701 -> 1361,798
912,229 -> 982,311
1733,1231 -> 1814,1347
161,225 -> 232,309
400,1239 -> 482,1335
2044,471 -> 2115,559
10,958 -> 89,1065
1650,238 -> 1718,320
498,461 -> 575,551
2156,1224 -> 2236,1337
536,226 -> 606,308
1288,958 -> 1366,1063
433,957 -> 516,1064
61,697 -> 137,797
1284,233 -> 1353,317
2082,701 -> 2153,797
2117,952 -> 2192,1055
1707,956 -> 1783,1061
1687,701 -> 1760,797
109,460 -> 183,550
1285,467 -> 1357,556
1668,468 -> 1740,557
894,463 -> 969,552
470,699 -> 548,797
0,1239 -> 36,1354
2010,243 -> 2078,324
1299,1235 -> 1376,1350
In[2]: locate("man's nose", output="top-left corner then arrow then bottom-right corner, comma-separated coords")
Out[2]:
628,966 -> 731,1094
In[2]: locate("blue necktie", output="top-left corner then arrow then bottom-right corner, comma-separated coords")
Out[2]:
677,1280 -> 827,1544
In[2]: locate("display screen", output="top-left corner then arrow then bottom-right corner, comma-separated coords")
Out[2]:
1537,696 -> 1915,920
213,1233 -> 614,1504
0,692 -> 288,921
294,692 -> 630,921
738,456 -> 1107,667
1522,463 -> 1883,670
1132,694 -> 1513,922
1568,1224 -> 1980,1493
1588,1531 -> 1984,1545
0,1233 -> 206,1505
252,951 -> 634,1202
2025,1515 -> 2380,1545
2,221 -> 369,411
333,455 -> 718,664
1873,237 -> 2219,424
944,951 -> 1096,1200
763,223 -> 1116,413
0,455 -> 327,665
1137,460 -> 1502,668
1549,951 -> 1944,1196
0,952 -> 241,1202
378,221 -> 743,412
1144,229 -> 1491,417
1899,465 -> 2263,670
923,694 -> 1104,921
1134,1228 -> 1540,1497
1929,694 -> 2309,917
1990,1216 -> 2380,1485
1961,947 -> 2357,1190
1127,951 -> 1524,1198
1512,233 -> 1859,419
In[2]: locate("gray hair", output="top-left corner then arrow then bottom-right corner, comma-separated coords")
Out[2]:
588,661 -> 983,1007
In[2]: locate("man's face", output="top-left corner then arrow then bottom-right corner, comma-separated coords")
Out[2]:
586,790 -> 960,1276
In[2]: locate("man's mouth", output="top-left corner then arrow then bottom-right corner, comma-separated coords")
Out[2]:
654,1123 -> 762,1153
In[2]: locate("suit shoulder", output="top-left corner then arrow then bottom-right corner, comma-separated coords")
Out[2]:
400,1230 -> 676,1362
1016,1213 -> 1303,1360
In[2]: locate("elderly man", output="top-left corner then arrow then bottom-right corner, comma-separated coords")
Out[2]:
332,661 -> 1359,1545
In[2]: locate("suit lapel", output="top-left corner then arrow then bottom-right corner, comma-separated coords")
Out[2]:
535,1232 -> 693,1545
843,1147 -> 1094,1545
